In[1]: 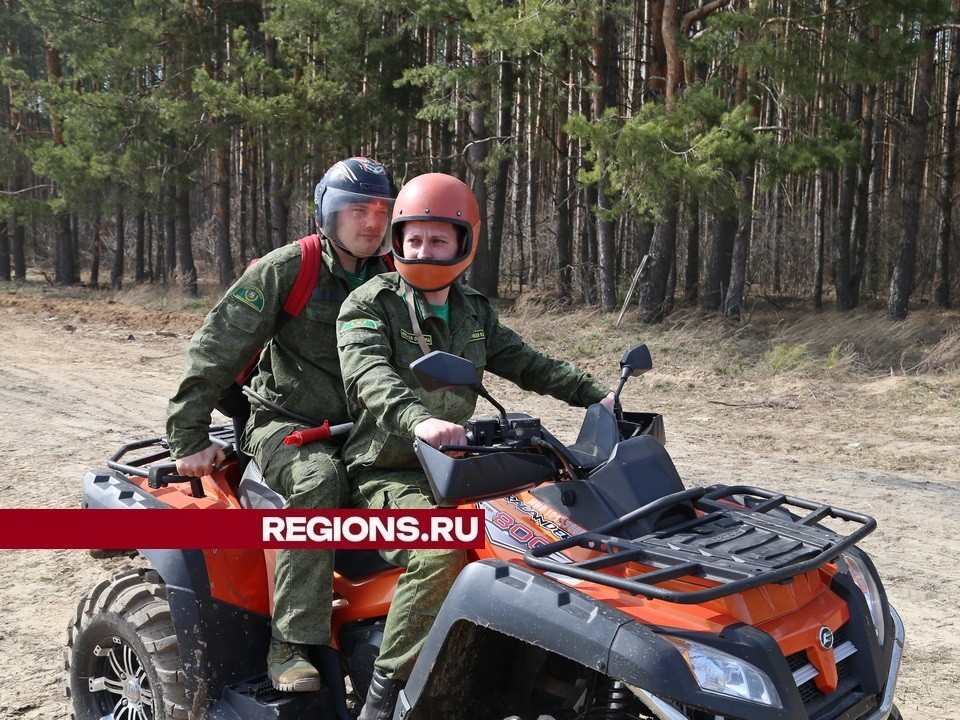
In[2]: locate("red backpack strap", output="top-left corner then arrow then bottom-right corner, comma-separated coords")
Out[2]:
283,235 -> 322,317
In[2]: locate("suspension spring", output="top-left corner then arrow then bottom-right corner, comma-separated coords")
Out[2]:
585,678 -> 635,719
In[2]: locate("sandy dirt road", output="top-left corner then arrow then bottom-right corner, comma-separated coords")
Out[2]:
0,294 -> 956,719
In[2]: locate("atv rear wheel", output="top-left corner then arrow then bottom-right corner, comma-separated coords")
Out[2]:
65,568 -> 188,720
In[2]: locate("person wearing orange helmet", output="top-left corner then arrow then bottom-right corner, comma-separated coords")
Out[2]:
336,172 -> 614,720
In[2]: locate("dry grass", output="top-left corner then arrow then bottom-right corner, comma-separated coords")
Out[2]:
505,290 -> 960,380
3,277 -> 959,379
917,326 -> 960,373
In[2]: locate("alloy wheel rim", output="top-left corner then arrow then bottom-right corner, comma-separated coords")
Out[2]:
88,636 -> 154,719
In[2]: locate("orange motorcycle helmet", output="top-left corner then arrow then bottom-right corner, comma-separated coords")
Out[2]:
391,173 -> 481,292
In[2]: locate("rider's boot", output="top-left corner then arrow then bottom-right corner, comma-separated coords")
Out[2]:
357,670 -> 404,720
267,637 -> 322,692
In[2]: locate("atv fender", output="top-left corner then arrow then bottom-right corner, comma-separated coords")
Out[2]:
399,560 -> 800,720
83,469 -> 272,707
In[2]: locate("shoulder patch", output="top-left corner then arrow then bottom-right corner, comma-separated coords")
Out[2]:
341,318 -> 381,333
232,286 -> 265,312
401,328 -> 432,346
468,329 -> 485,342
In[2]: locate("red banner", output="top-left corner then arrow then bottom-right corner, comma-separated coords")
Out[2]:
0,509 -> 485,550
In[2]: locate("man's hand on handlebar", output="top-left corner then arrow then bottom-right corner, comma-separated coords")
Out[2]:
414,418 -> 468,452
600,392 -> 615,413
175,443 -> 226,478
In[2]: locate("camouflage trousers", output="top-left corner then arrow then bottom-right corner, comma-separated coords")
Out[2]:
352,468 -> 467,681
246,417 -> 350,646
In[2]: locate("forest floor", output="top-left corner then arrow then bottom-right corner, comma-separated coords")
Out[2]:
0,279 -> 957,719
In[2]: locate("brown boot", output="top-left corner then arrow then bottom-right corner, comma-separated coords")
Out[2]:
267,638 -> 322,692
357,670 -> 404,720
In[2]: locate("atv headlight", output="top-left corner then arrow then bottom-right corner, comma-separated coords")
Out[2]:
661,635 -> 782,708
839,551 -> 885,645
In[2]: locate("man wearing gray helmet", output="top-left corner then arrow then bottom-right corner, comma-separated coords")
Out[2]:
166,157 -> 396,691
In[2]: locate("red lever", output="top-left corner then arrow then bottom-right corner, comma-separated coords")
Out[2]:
283,421 -> 331,446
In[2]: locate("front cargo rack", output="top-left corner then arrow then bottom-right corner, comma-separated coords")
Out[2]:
524,485 -> 876,604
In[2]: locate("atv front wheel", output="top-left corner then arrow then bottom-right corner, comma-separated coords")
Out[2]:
65,568 -> 188,720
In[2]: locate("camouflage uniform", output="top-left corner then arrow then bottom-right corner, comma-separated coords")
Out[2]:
167,238 -> 390,646
336,273 -> 610,679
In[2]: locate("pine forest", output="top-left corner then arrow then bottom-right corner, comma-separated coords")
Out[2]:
1,0 -> 959,322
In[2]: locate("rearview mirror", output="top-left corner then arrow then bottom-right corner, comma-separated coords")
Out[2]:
620,344 -> 653,377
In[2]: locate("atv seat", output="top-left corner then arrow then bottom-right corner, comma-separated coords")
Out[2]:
237,460 -> 396,579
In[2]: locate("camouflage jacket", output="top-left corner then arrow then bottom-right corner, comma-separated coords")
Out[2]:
336,273 -> 611,474
166,239 -> 390,459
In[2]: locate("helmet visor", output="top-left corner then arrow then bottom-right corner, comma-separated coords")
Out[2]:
321,188 -> 395,258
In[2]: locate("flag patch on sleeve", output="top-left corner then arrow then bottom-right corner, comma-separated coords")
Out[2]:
340,318 -> 381,334
232,286 -> 265,312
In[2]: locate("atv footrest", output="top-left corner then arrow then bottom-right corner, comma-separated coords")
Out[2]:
208,675 -> 337,720
525,484 -> 876,603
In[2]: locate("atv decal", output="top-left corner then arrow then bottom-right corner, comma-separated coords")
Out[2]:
480,501 -> 571,564
506,494 -> 588,539
232,286 -> 265,312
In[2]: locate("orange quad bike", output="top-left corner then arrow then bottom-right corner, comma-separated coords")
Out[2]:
67,344 -> 904,720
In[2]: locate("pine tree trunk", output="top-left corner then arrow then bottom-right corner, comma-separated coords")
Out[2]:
702,212 -> 737,311
889,32 -> 936,320
525,83 -> 539,289
685,197 -> 700,303
176,184 -> 198,295
238,130 -> 249,265
110,192 -> 125,289
466,49 -> 495,297
262,133 -> 274,250
164,186 -> 177,281
146,212 -> 154,282
772,182 -> 783,293
812,0 -> 831,310
834,85 -> 862,310
270,157 -> 284,248
852,81 -> 876,306
90,217 -> 101,288
638,197 -> 678,323
71,212 -> 80,281
135,209 -> 146,283
250,138 -> 263,257
813,171 -> 827,309
216,143 -> 234,287
725,167 -> 756,318
44,38 -> 76,286
556,147 -> 574,302
12,216 -> 26,280
590,2 -> 619,312
582,186 -> 598,304
481,53 -> 513,299
556,60 -> 576,303
935,9 -> 959,308
53,207 -> 75,284
0,220 -> 9,281
865,113 -> 885,297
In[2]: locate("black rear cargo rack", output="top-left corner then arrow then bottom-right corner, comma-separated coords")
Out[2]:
524,485 -> 876,604
105,426 -> 235,498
